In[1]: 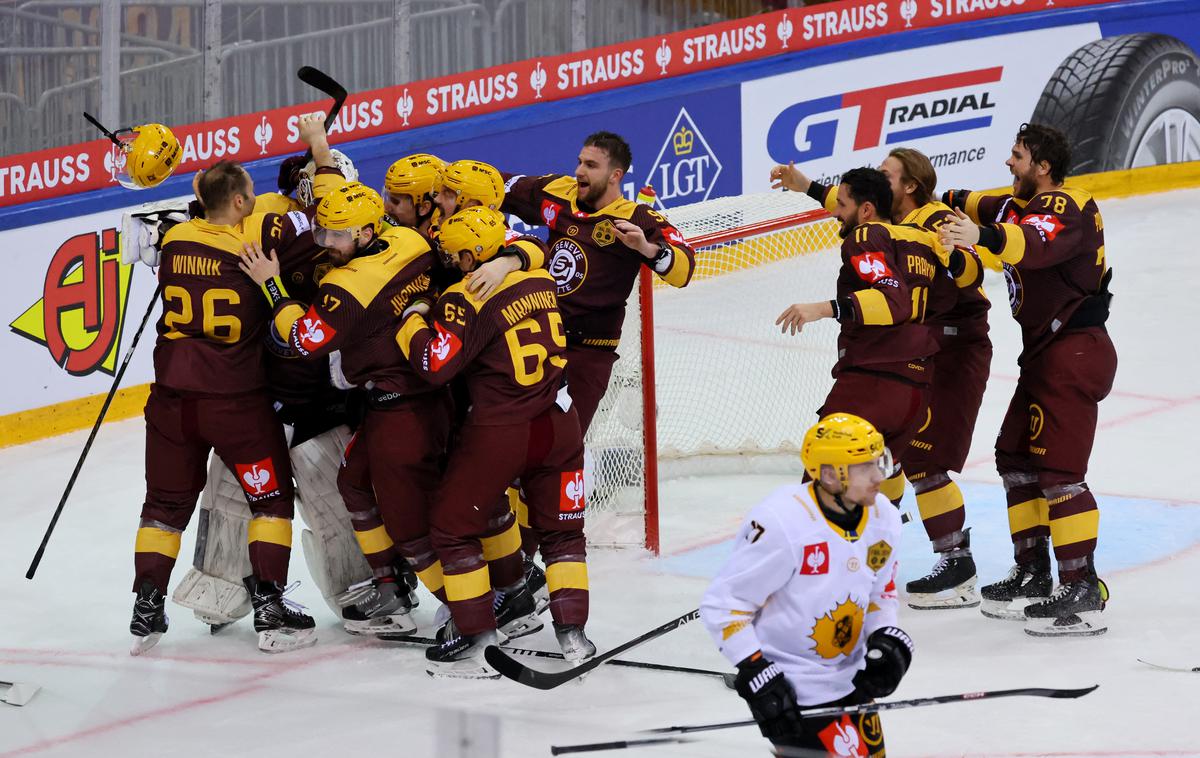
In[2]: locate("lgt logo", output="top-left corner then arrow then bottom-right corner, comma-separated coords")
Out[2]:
766,67 -> 1003,164
10,228 -> 133,376
645,107 -> 722,208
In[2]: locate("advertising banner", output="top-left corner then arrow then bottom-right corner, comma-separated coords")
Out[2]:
0,0 -> 1114,209
741,24 -> 1103,191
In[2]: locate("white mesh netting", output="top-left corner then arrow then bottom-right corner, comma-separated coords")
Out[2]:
584,191 -> 844,549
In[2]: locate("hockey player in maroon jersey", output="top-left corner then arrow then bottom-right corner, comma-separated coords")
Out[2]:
939,123 -> 1115,636
238,182 -> 459,630
394,207 -> 589,678
774,168 -> 942,503
501,131 -> 695,437
382,153 -> 444,233
500,132 -> 696,579
772,149 -> 992,609
131,160 -> 319,655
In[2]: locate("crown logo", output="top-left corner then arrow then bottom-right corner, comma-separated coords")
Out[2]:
672,125 -> 694,156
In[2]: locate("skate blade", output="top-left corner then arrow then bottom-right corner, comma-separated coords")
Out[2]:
130,632 -> 163,656
425,660 -> 501,680
980,596 -> 1045,621
906,582 -> 981,610
1024,611 -> 1107,638
500,614 -> 544,641
257,628 -> 318,653
343,612 -> 417,636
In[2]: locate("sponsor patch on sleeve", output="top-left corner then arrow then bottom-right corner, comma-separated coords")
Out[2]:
286,210 -> 312,235
428,323 -> 462,371
850,252 -> 896,285
295,306 -> 335,354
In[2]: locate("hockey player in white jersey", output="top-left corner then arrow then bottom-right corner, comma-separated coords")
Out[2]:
701,414 -> 913,757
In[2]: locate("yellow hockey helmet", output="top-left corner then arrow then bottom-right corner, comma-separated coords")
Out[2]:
801,414 -> 890,489
441,159 -> 505,211
117,123 -> 181,190
439,207 -> 506,264
314,182 -> 385,247
384,153 -> 445,205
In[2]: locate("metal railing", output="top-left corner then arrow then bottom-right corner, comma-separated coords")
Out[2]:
2,0 -> 781,157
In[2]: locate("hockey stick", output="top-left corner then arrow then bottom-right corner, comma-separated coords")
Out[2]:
26,284 -> 163,579
1137,658 -> 1200,673
647,684 -> 1100,734
296,66 -> 348,162
484,609 -> 701,690
83,111 -> 124,148
549,685 -> 1099,755
379,631 -> 732,686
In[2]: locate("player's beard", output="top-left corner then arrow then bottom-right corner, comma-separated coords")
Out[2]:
1012,167 -> 1039,201
578,176 -> 605,208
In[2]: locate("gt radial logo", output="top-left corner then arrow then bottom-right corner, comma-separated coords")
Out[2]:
645,107 -> 722,207
9,227 -> 133,376
766,67 -> 1003,163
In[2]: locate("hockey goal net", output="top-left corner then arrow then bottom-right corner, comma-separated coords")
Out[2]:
583,190 -> 844,552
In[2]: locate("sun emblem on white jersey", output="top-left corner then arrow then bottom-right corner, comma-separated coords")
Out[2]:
809,597 -> 864,659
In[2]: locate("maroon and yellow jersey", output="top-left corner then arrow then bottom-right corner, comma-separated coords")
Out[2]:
807,182 -> 989,339
396,269 -> 566,424
899,201 -> 990,338
269,226 -> 439,397
964,187 -> 1106,361
501,173 -> 695,349
833,222 -> 941,384
155,210 -> 322,394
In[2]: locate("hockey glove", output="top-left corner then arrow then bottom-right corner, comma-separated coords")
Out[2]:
852,626 -> 913,700
941,189 -> 972,212
278,154 -> 309,196
735,652 -> 803,742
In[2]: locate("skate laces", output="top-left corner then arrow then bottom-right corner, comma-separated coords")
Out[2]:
927,553 -> 951,578
280,581 -> 309,615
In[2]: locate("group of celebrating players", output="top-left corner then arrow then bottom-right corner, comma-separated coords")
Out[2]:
114,106 -> 1115,753
123,114 -> 695,678
700,122 -> 1115,755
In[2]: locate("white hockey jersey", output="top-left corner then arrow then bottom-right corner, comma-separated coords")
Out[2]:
701,483 -> 902,705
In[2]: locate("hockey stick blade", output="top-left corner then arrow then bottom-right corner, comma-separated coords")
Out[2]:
485,609 -> 701,690
296,66 -> 348,132
1137,658 -> 1200,673
377,630 -> 731,685
645,685 -> 1100,735
0,680 -> 41,707
83,111 -> 123,148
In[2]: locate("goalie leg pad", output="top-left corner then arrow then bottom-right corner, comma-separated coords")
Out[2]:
171,455 -> 253,623
292,426 -> 373,615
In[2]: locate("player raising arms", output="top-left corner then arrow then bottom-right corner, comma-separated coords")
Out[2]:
772,149 -> 992,609
775,168 -> 942,507
702,414 -> 911,757
130,160 -> 318,655
395,207 -> 588,678
939,123 -> 1115,636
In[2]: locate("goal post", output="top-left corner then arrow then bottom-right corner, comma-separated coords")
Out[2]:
583,191 -> 844,553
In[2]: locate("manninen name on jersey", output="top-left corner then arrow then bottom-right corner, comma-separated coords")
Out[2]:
766,66 -> 1004,163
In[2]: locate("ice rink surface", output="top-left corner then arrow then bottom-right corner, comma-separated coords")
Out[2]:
3,189 -> 1199,757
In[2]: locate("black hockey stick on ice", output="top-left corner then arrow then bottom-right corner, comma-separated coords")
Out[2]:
647,684 -> 1100,734
379,630 -> 732,686
549,685 -> 1099,754
485,609 -> 701,690
26,284 -> 163,580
